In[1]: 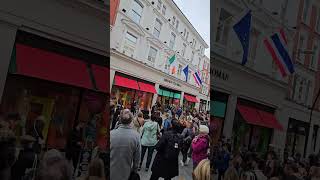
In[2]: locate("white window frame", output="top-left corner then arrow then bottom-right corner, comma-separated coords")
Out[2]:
130,0 -> 144,24
302,0 -> 311,24
182,43 -> 186,57
157,0 -> 162,10
298,32 -> 307,63
176,20 -> 179,30
147,46 -> 158,64
123,31 -> 138,57
172,16 -> 176,26
169,32 -> 176,49
153,18 -> 162,38
162,5 -> 166,15
310,40 -> 319,70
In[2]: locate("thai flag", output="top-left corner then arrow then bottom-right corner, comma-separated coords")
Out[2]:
263,29 -> 294,77
193,71 -> 202,86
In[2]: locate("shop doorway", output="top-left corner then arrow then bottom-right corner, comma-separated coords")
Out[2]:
285,118 -> 309,157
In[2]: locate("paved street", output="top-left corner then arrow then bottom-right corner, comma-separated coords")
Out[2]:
138,151 -> 193,180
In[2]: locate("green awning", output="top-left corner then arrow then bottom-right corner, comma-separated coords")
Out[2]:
211,101 -> 226,118
174,93 -> 181,99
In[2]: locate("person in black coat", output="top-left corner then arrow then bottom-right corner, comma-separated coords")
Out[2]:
150,120 -> 183,180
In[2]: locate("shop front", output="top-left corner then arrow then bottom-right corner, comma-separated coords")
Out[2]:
183,93 -> 199,110
157,86 -> 181,108
285,118 -> 310,157
111,73 -> 157,112
232,99 -> 283,155
0,31 -> 109,160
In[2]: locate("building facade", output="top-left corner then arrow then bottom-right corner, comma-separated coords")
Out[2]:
212,0 -> 320,157
110,0 -> 210,112
0,0 -> 109,166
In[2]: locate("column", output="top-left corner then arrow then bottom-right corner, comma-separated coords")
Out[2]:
223,94 -> 237,139
306,122 -> 314,156
152,83 -> 160,106
0,22 -> 17,102
180,91 -> 185,107
110,69 -> 115,92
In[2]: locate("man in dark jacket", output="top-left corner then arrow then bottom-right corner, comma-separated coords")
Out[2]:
150,120 -> 183,180
66,121 -> 85,169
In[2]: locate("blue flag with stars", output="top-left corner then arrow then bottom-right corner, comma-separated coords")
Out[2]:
233,11 -> 252,65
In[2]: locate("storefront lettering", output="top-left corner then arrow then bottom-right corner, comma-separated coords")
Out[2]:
211,68 -> 229,81
163,78 -> 181,87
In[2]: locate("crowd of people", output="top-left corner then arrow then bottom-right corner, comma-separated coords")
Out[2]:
210,137 -> 320,180
110,102 -> 212,180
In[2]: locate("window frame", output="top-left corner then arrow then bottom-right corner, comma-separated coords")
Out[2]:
169,32 -> 176,49
147,46 -> 158,63
162,5 -> 166,15
153,18 -> 162,38
130,0 -> 144,24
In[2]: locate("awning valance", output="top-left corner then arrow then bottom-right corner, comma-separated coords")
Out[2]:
184,94 -> 199,103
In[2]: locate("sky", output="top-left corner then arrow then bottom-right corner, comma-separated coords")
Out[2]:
173,0 -> 210,57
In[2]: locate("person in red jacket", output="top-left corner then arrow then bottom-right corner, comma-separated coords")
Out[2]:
191,125 -> 210,169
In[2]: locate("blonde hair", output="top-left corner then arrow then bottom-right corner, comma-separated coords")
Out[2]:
193,159 -> 210,180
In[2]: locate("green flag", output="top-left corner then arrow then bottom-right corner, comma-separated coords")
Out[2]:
168,54 -> 176,65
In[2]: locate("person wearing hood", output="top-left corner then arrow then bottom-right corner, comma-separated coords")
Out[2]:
139,114 -> 160,171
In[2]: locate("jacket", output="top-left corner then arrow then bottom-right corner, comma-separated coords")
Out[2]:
110,124 -> 141,180
192,134 -> 209,165
141,120 -> 159,146
151,130 -> 183,179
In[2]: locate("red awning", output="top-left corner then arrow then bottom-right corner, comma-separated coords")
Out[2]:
184,94 -> 199,103
91,64 -> 109,93
16,43 -> 93,89
114,75 -> 139,90
138,82 -> 157,94
237,104 -> 283,131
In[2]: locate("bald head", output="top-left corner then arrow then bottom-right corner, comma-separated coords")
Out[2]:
120,109 -> 134,125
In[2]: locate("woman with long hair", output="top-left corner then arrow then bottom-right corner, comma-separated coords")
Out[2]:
193,159 -> 211,180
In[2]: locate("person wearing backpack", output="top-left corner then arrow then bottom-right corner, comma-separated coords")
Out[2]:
191,125 -> 210,169
180,120 -> 194,166
150,120 -> 183,180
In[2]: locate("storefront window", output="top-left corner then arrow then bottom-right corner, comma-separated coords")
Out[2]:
286,119 -> 309,156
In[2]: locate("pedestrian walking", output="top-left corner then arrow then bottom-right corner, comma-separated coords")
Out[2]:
162,113 -> 171,132
139,114 -> 160,171
132,112 -> 144,134
110,109 -> 141,180
192,125 -> 210,169
214,144 -> 230,180
180,120 -> 194,166
0,128 -> 16,180
150,120 -> 183,180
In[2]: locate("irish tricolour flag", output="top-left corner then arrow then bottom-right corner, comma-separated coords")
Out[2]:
168,54 -> 177,74
263,29 -> 294,77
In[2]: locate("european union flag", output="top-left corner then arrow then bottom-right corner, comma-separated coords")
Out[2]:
183,65 -> 189,82
233,11 -> 252,65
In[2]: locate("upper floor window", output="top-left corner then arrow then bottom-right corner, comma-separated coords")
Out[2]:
176,20 -> 179,30
162,5 -> 166,15
147,46 -> 158,63
188,70 -> 191,82
169,33 -> 176,49
194,41 -> 197,48
153,18 -> 162,38
182,43 -> 187,57
178,64 -> 182,76
303,0 -> 311,23
216,8 -> 232,46
298,32 -> 307,63
191,51 -> 195,62
186,32 -> 189,41
310,40 -> 319,70
157,0 -> 162,10
183,28 -> 186,37
130,0 -> 143,24
123,32 -> 138,57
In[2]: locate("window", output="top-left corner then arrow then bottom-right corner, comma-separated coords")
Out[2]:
130,0 -> 143,24
186,32 -> 189,41
304,80 -> 311,105
188,70 -> 191,82
183,28 -> 186,37
182,43 -> 186,56
298,33 -> 306,62
303,0 -> 310,23
147,46 -> 158,63
178,64 -> 182,76
176,20 -> 179,29
162,5 -> 166,15
216,8 -> 232,45
194,41 -> 197,48
169,32 -> 176,49
157,0 -> 162,10
153,18 -> 162,38
317,9 -> 320,32
192,39 -> 195,47
172,16 -> 176,26
123,32 -> 138,57
310,42 -> 318,69
191,51 -> 195,63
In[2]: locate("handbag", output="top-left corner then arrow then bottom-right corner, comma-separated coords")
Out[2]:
128,171 -> 140,180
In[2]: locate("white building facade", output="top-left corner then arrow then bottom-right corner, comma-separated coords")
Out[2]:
212,0 -> 320,157
110,0 -> 210,112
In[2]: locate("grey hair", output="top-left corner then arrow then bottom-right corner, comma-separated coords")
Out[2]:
120,109 -> 134,125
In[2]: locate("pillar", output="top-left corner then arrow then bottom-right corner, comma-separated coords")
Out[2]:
152,83 -> 160,106
223,94 -> 237,139
0,22 -> 17,102
306,122 -> 314,156
180,91 -> 185,107
110,69 -> 115,92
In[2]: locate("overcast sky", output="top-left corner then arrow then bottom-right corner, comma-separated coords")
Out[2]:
173,0 -> 210,57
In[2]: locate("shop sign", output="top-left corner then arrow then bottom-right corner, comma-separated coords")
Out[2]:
211,68 -> 229,81
163,78 -> 181,87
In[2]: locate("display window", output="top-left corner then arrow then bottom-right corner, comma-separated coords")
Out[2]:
0,74 -> 107,151
285,118 -> 309,156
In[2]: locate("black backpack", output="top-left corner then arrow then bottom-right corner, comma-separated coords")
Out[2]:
164,133 -> 182,160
